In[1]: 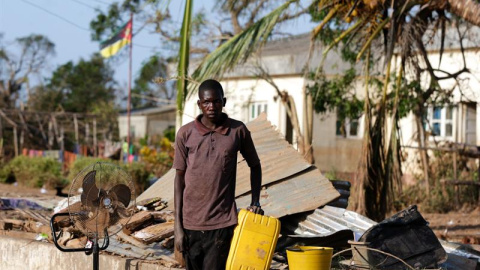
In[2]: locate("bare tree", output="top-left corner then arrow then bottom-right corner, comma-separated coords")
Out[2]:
0,34 -> 55,109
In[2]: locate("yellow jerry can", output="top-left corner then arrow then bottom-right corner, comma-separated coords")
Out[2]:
226,209 -> 281,270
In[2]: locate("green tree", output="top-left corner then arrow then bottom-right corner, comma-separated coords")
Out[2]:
30,54 -> 116,113
132,55 -> 174,108
0,34 -> 55,109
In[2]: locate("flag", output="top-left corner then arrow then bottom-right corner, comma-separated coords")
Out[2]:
100,19 -> 132,58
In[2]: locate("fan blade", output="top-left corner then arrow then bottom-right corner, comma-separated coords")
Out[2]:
109,184 -> 131,207
80,170 -> 100,207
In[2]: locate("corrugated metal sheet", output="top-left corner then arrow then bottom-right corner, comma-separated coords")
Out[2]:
236,168 -> 340,218
235,113 -> 312,197
282,205 -> 377,237
138,114 -> 339,217
106,237 -> 175,261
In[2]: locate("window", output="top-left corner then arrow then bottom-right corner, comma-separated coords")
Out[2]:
336,112 -> 361,138
425,105 -> 454,139
249,102 -> 268,121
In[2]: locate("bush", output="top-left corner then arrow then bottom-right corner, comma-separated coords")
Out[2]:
0,163 -> 11,183
67,156 -> 107,182
68,156 -> 151,196
121,162 -> 151,196
163,127 -> 175,142
4,156 -> 62,188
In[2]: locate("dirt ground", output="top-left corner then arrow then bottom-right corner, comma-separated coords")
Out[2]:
0,183 -> 59,198
1,183 -> 479,244
423,209 -> 480,244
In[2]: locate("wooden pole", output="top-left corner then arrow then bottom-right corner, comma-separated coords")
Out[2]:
35,113 -> 47,145
126,12 -> 133,160
13,127 -> 18,157
60,126 -> 65,153
93,118 -> 97,157
18,112 -> 24,152
86,122 -> 90,145
0,116 -> 3,160
74,114 -> 79,152
48,120 -> 54,149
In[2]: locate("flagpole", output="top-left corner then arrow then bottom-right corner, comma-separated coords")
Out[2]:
126,12 -> 133,162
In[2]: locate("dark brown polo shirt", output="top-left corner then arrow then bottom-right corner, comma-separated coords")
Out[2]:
173,114 -> 260,230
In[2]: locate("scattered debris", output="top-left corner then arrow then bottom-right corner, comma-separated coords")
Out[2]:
0,198 -> 46,210
1,114 -> 480,270
359,205 -> 447,269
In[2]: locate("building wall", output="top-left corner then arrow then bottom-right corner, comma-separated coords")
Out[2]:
118,115 -> 147,139
147,111 -> 176,138
182,76 -> 307,145
118,109 -> 176,140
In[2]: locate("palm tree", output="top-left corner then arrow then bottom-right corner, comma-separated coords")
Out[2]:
176,0 -> 193,131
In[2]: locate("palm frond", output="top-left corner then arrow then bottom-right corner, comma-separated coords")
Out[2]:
356,16 -> 390,62
312,4 -> 341,39
176,0 -> 192,128
189,0 -> 297,97
322,17 -> 365,57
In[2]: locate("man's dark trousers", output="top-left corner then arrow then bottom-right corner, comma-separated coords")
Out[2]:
184,226 -> 234,270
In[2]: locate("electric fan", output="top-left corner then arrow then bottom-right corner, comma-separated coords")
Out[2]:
50,162 -> 136,270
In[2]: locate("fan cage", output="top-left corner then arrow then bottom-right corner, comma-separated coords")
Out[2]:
67,162 -> 136,239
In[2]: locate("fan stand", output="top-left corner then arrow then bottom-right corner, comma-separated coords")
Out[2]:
50,212 -> 110,270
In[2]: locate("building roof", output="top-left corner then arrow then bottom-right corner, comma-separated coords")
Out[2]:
222,25 -> 480,79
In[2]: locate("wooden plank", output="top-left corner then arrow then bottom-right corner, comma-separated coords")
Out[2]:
0,221 -> 13,230
151,210 -> 175,223
132,222 -> 174,244
116,231 -> 148,249
2,219 -> 24,228
17,209 -> 50,224
175,248 -> 185,267
122,211 -> 154,235
66,236 -> 87,248
24,221 -> 52,239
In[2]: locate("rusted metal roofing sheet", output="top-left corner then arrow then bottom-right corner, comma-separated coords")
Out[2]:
138,114 -> 339,216
235,113 -> 312,197
282,205 -> 377,237
236,168 -> 340,218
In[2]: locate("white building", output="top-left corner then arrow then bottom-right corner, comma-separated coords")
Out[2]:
118,105 -> 176,140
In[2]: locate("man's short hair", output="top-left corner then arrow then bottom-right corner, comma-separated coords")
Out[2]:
198,79 -> 224,98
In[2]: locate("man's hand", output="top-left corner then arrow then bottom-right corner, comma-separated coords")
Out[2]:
174,225 -> 185,253
247,205 -> 264,215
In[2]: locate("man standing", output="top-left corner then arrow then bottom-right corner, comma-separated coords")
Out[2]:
173,79 -> 262,270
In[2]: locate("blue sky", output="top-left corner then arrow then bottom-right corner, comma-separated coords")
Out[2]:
0,0 -> 314,99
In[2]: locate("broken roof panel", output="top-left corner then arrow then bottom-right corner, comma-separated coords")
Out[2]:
234,113 -> 312,197
282,206 -> 377,237
236,168 -> 340,218
138,113 -> 339,217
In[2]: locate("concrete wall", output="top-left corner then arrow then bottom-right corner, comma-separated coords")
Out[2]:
0,236 -> 182,270
118,115 -> 147,139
